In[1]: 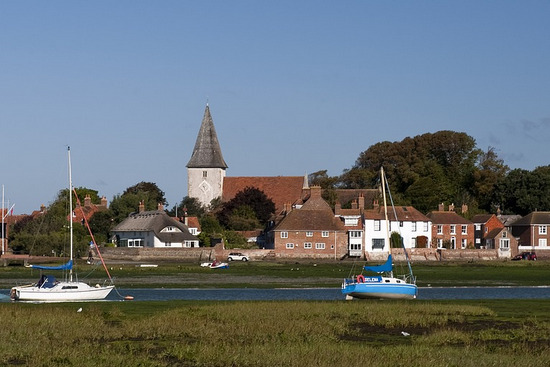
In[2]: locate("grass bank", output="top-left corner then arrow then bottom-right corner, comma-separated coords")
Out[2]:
1,299 -> 549,366
1,259 -> 549,288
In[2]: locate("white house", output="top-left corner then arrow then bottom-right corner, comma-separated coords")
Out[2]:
111,210 -> 200,248
363,204 -> 431,252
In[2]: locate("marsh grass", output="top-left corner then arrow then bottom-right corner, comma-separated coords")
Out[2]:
1,300 -> 549,366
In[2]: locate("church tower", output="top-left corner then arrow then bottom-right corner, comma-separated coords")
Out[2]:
187,104 -> 228,207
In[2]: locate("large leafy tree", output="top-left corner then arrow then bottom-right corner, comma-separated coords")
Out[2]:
110,182 -> 166,223
168,196 -> 206,218
471,147 -> 509,211
217,187 -> 275,230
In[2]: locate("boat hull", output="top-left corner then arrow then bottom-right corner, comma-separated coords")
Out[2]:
11,282 -> 114,302
342,278 -> 418,300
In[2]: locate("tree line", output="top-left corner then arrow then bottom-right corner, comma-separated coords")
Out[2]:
9,130 -> 550,255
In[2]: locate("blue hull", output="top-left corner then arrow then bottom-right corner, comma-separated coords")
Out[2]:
342,282 -> 418,300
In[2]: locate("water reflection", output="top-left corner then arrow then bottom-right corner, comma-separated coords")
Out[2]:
2,286 -> 550,302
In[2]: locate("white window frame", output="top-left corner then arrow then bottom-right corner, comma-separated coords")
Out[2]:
285,243 -> 294,249
450,237 -> 456,249
461,238 -> 467,249
306,231 -> 313,237
500,238 -> 510,250
281,232 -> 288,239
539,238 -> 547,247
304,242 -> 312,249
450,225 -> 456,235
315,243 -> 326,250
412,222 -> 417,232
539,225 -> 547,235
437,225 -> 443,234
424,222 -> 429,231
461,225 -> 467,235
374,220 -> 381,231
321,231 -> 329,238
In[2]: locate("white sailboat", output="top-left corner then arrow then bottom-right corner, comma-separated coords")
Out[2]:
342,167 -> 418,300
11,147 -> 114,301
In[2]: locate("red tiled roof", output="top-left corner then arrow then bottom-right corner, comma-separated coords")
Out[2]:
274,194 -> 346,231
223,176 -> 306,212
426,211 -> 472,224
186,216 -> 201,230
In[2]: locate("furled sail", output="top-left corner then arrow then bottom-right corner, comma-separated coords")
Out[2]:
27,260 -> 73,271
363,255 -> 393,273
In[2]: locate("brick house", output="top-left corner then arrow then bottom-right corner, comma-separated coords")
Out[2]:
510,211 -> 550,251
471,214 -> 504,249
335,196 -> 365,257
485,227 -> 518,257
271,186 -> 347,259
426,207 -> 474,249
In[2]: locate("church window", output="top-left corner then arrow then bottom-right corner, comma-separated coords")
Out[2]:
203,171 -> 208,178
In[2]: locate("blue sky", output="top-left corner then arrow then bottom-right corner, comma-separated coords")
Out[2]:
1,1 -> 549,214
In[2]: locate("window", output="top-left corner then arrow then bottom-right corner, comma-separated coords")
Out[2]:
450,237 -> 456,249
475,224 -> 481,231
128,239 -> 143,247
321,231 -> 329,237
374,220 -> 381,231
350,231 -> 362,238
539,225 -> 547,235
424,222 -> 429,231
502,231 -> 507,238
165,242 -> 172,247
461,225 -> 467,235
500,239 -> 510,250
411,238 -> 416,247
399,221 -> 404,227
437,239 -> 443,248
475,238 -> 481,244
306,231 -> 313,237
461,239 -> 467,249
315,243 -> 325,250
437,225 -> 443,234
304,242 -> 312,249
281,232 -> 288,239
286,243 -> 294,249
202,171 -> 207,178
539,238 -> 548,247
184,241 -> 193,248
450,225 -> 456,235
372,238 -> 385,250
412,222 -> 417,232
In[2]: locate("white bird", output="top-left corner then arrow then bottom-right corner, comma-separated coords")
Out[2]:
77,307 -> 82,313
401,331 -> 410,337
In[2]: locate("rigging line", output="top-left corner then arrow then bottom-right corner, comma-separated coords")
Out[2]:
382,168 -> 415,281
72,188 -> 114,285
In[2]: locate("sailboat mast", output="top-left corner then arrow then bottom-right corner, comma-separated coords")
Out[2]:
380,167 -> 393,277
68,146 -> 73,282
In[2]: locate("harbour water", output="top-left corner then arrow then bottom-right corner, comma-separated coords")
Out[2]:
4,286 -> 549,302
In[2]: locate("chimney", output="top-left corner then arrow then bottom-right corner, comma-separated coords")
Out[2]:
40,204 -> 46,213
461,203 -> 468,214
84,194 -> 92,207
438,203 -> 444,211
100,196 -> 108,207
139,201 -> 145,213
335,202 -> 341,215
310,185 -> 322,199
358,194 -> 365,210
157,202 -> 164,211
496,206 -> 501,216
449,203 -> 455,212
302,173 -> 309,189
373,199 -> 379,209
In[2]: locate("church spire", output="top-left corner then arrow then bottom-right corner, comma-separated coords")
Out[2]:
186,104 -> 228,169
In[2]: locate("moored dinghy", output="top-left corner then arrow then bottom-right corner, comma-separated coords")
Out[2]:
342,167 -> 418,300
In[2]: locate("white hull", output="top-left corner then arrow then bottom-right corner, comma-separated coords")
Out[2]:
11,282 -> 114,302
342,276 -> 418,300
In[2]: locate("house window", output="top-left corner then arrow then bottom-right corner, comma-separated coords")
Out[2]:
411,238 -> 416,247
437,239 -> 443,248
539,225 -> 547,235
437,225 -> 443,234
450,225 -> 456,235
539,239 -> 548,247
306,231 -> 313,237
476,238 -> 481,244
475,224 -> 481,231
399,221 -> 404,227
321,231 -> 329,238
286,243 -> 294,249
128,239 -> 143,247
450,237 -> 456,249
412,222 -> 417,232
461,225 -> 467,235
372,238 -> 385,250
350,231 -> 362,238
461,239 -> 467,249
374,220 -> 381,231
500,239 -> 510,250
502,231 -> 507,238
281,232 -> 288,239
165,242 -> 172,247
304,242 -> 312,249
315,243 -> 326,250
189,228 -> 197,235
184,241 -> 193,248
424,222 -> 429,231
203,171 -> 207,178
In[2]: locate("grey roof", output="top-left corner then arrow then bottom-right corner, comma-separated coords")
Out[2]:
510,212 -> 550,226
112,210 -> 198,242
186,105 -> 228,169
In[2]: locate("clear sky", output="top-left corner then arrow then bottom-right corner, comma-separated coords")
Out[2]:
1,1 -> 549,214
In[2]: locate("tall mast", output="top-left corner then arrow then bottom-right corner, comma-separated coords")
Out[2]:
68,146 -> 73,282
381,166 -> 394,277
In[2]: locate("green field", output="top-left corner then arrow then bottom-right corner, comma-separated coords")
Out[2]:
1,299 -> 549,366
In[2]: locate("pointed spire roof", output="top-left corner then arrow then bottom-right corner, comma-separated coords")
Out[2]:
187,104 -> 228,169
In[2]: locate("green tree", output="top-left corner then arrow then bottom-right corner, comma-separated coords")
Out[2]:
168,196 -> 205,218
110,182 -> 166,223
217,187 -> 275,229
472,147 -> 509,211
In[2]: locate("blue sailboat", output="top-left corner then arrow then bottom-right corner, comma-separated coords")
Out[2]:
342,167 -> 418,300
